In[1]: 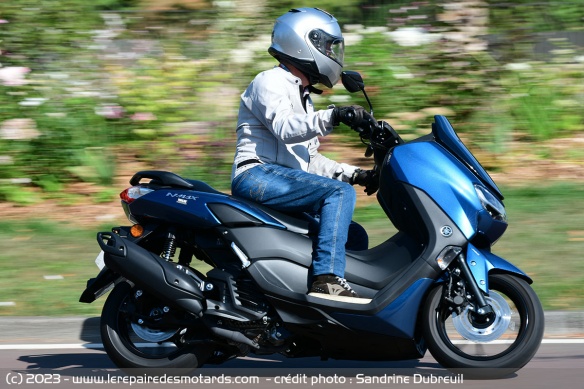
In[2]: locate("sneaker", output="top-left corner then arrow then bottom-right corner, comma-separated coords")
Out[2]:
309,275 -> 371,304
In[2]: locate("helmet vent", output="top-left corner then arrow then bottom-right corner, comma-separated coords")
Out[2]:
314,8 -> 333,18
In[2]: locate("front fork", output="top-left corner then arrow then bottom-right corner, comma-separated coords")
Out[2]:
442,242 -> 532,318
448,252 -> 493,317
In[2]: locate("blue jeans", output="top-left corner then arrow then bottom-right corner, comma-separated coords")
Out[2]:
232,164 -> 356,278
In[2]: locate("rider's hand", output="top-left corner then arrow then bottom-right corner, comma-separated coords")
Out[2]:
333,106 -> 376,135
351,168 -> 380,196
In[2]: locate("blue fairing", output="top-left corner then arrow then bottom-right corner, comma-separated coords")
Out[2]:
466,242 -> 532,293
390,142 -> 482,239
129,189 -> 286,229
388,116 -> 506,240
332,278 -> 434,339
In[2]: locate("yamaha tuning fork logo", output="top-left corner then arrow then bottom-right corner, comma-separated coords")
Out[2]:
440,225 -> 453,237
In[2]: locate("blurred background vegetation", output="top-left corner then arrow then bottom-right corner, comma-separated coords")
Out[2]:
0,0 -> 583,315
1,0 -> 583,196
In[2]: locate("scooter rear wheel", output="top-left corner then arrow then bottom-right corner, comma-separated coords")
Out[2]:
100,281 -> 211,374
422,273 -> 544,379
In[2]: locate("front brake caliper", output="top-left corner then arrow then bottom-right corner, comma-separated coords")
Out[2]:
441,268 -> 468,315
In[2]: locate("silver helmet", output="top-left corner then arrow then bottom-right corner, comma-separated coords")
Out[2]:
268,8 -> 344,88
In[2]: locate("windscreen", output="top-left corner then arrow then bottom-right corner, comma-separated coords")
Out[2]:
432,115 -> 504,200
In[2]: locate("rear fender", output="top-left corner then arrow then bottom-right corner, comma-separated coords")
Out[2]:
465,242 -> 532,294
79,267 -> 123,303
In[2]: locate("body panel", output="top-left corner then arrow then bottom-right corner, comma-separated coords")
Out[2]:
129,189 -> 286,229
390,142 -> 482,239
466,242 -> 532,293
332,278 -> 434,338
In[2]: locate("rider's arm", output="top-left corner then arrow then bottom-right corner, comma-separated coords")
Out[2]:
309,146 -> 359,182
241,68 -> 335,144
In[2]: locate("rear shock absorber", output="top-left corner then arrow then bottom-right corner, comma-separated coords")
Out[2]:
162,232 -> 177,261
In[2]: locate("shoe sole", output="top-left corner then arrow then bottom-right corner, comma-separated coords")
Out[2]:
308,292 -> 372,304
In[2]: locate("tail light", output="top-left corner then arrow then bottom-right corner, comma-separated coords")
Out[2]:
119,186 -> 154,204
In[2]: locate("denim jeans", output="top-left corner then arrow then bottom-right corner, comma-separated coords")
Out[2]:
232,163 -> 356,278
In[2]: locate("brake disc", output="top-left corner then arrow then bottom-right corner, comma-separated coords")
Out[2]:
130,322 -> 178,343
452,291 -> 512,343
130,307 -> 178,343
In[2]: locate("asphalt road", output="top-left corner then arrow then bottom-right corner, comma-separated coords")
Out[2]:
1,341 -> 583,388
1,316 -> 583,388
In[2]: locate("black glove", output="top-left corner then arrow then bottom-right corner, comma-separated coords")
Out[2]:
351,168 -> 379,196
332,105 -> 376,135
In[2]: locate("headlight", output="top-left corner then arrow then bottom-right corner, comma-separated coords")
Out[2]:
475,185 -> 507,222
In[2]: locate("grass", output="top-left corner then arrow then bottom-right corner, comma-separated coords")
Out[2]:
492,184 -> 584,310
0,222 -> 110,317
0,184 -> 582,316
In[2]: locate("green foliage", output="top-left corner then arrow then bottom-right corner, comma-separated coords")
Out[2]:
0,1 -> 97,67
0,94 -> 120,200
94,0 -> 140,10
112,54 -> 206,125
488,0 -> 584,33
68,147 -> 116,186
504,59 -> 583,140
339,1 -> 584,143
0,0 -> 582,203
0,0 -> 140,200
264,0 -> 364,22
0,185 -> 40,205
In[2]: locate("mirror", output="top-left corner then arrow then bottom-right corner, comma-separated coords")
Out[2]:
341,71 -> 364,93
341,70 -> 374,117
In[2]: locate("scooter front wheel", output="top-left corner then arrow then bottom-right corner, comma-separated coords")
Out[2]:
422,273 -> 544,379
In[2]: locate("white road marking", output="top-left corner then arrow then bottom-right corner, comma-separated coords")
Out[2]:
43,275 -> 64,280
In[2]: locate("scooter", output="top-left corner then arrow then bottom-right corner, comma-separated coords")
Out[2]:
80,71 -> 544,378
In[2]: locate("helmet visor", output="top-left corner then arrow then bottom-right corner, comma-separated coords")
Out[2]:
308,29 -> 344,66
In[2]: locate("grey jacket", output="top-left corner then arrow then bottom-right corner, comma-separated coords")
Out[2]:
232,66 -> 357,181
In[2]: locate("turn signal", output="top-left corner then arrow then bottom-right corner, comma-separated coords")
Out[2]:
436,246 -> 462,270
130,224 -> 144,238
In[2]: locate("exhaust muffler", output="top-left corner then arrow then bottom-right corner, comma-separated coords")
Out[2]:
97,232 -> 205,317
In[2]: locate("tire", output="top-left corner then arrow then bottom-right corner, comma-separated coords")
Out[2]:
422,273 -> 544,379
100,281 -> 211,374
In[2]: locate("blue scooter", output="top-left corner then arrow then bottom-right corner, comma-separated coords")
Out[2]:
80,71 -> 544,378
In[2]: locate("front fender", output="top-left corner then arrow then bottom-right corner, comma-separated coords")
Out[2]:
465,243 -> 532,294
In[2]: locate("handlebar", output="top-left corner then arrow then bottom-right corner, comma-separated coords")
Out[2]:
356,120 -> 404,166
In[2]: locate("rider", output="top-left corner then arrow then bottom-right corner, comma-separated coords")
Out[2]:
231,8 -> 377,303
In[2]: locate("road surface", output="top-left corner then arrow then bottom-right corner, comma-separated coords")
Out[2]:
1,341 -> 582,388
